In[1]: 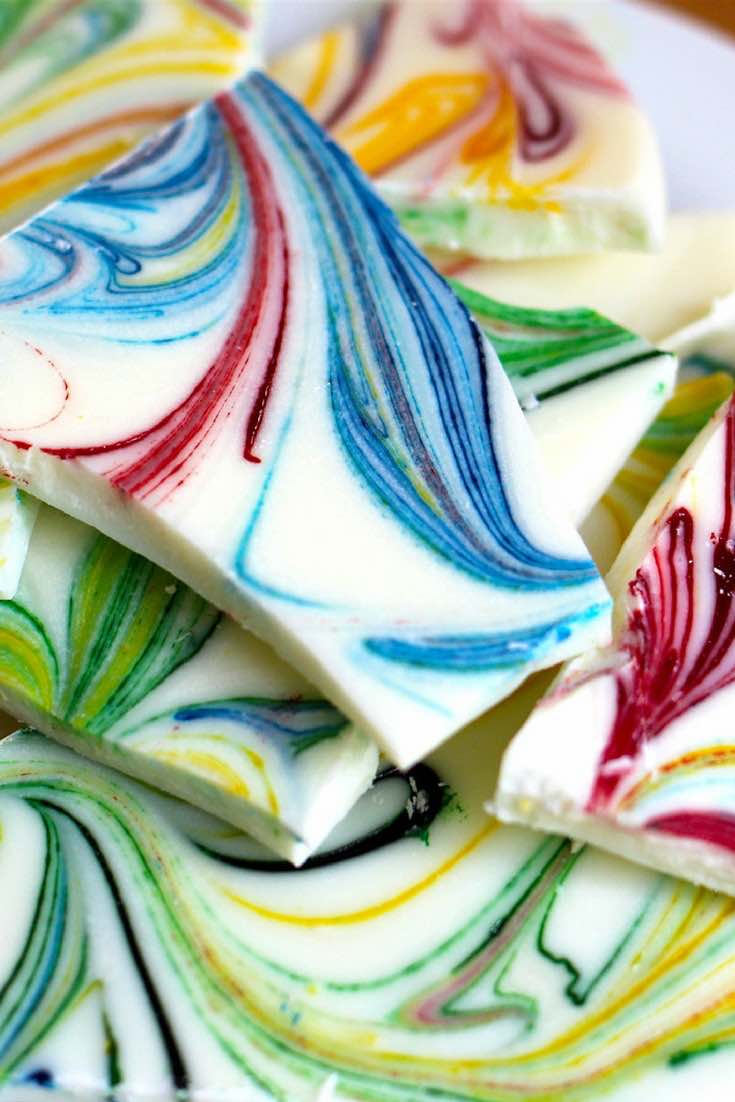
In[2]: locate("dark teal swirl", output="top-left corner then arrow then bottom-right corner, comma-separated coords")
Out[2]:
194,763 -> 446,871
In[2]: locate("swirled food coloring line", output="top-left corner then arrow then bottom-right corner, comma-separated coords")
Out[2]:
496,392 -> 735,897
0,501 -> 377,863
0,71 -> 610,765
3,725 -> 735,1100
0,0 -> 261,236
431,212 -> 735,349
271,0 -> 665,260
449,282 -> 676,525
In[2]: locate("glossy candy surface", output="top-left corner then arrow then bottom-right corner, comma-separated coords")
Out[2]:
0,478 -> 37,599
0,0 -> 257,620
0,0 -> 259,235
497,391 -> 735,896
452,283 -> 675,524
438,212 -> 735,345
0,72 -> 609,764
272,0 -> 665,259
0,503 -> 377,863
5,727 -> 735,1100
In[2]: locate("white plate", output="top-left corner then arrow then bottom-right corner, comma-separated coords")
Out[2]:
264,0 -> 735,212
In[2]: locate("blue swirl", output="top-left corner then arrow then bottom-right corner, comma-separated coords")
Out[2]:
172,699 -> 349,757
0,812 -> 73,1064
365,603 -> 609,671
0,106 -> 248,340
241,74 -> 596,591
0,68 -> 606,695
0,70 -> 599,595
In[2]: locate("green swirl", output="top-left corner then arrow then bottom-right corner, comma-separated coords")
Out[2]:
0,529 -> 219,738
62,533 -> 219,735
0,0 -> 139,102
450,281 -> 663,404
0,603 -> 58,714
2,732 -> 735,1100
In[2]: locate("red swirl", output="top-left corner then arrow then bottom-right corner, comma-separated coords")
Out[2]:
30,93 -> 291,506
434,0 -> 627,163
0,334 -> 69,435
588,397 -> 735,816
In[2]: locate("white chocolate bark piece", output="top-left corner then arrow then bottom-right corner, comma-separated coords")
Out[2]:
0,288 -> 670,855
0,502 -> 377,863
443,212 -> 735,347
496,392 -> 735,896
575,215 -> 735,571
0,0 -> 254,610
452,284 -> 676,524
0,0 -> 260,235
5,726 -> 735,1099
271,0 -> 666,260
0,73 -> 610,766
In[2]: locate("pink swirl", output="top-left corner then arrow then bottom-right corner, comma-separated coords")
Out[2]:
433,0 -> 627,163
588,397 -> 735,814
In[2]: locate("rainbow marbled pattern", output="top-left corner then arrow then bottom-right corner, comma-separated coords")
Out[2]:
498,391 -> 735,897
0,72 -> 609,765
583,361 -> 735,572
4,726 -> 735,1099
0,502 -> 376,863
452,282 -> 676,523
0,0 -> 258,235
432,213 -> 735,349
272,0 -> 666,259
